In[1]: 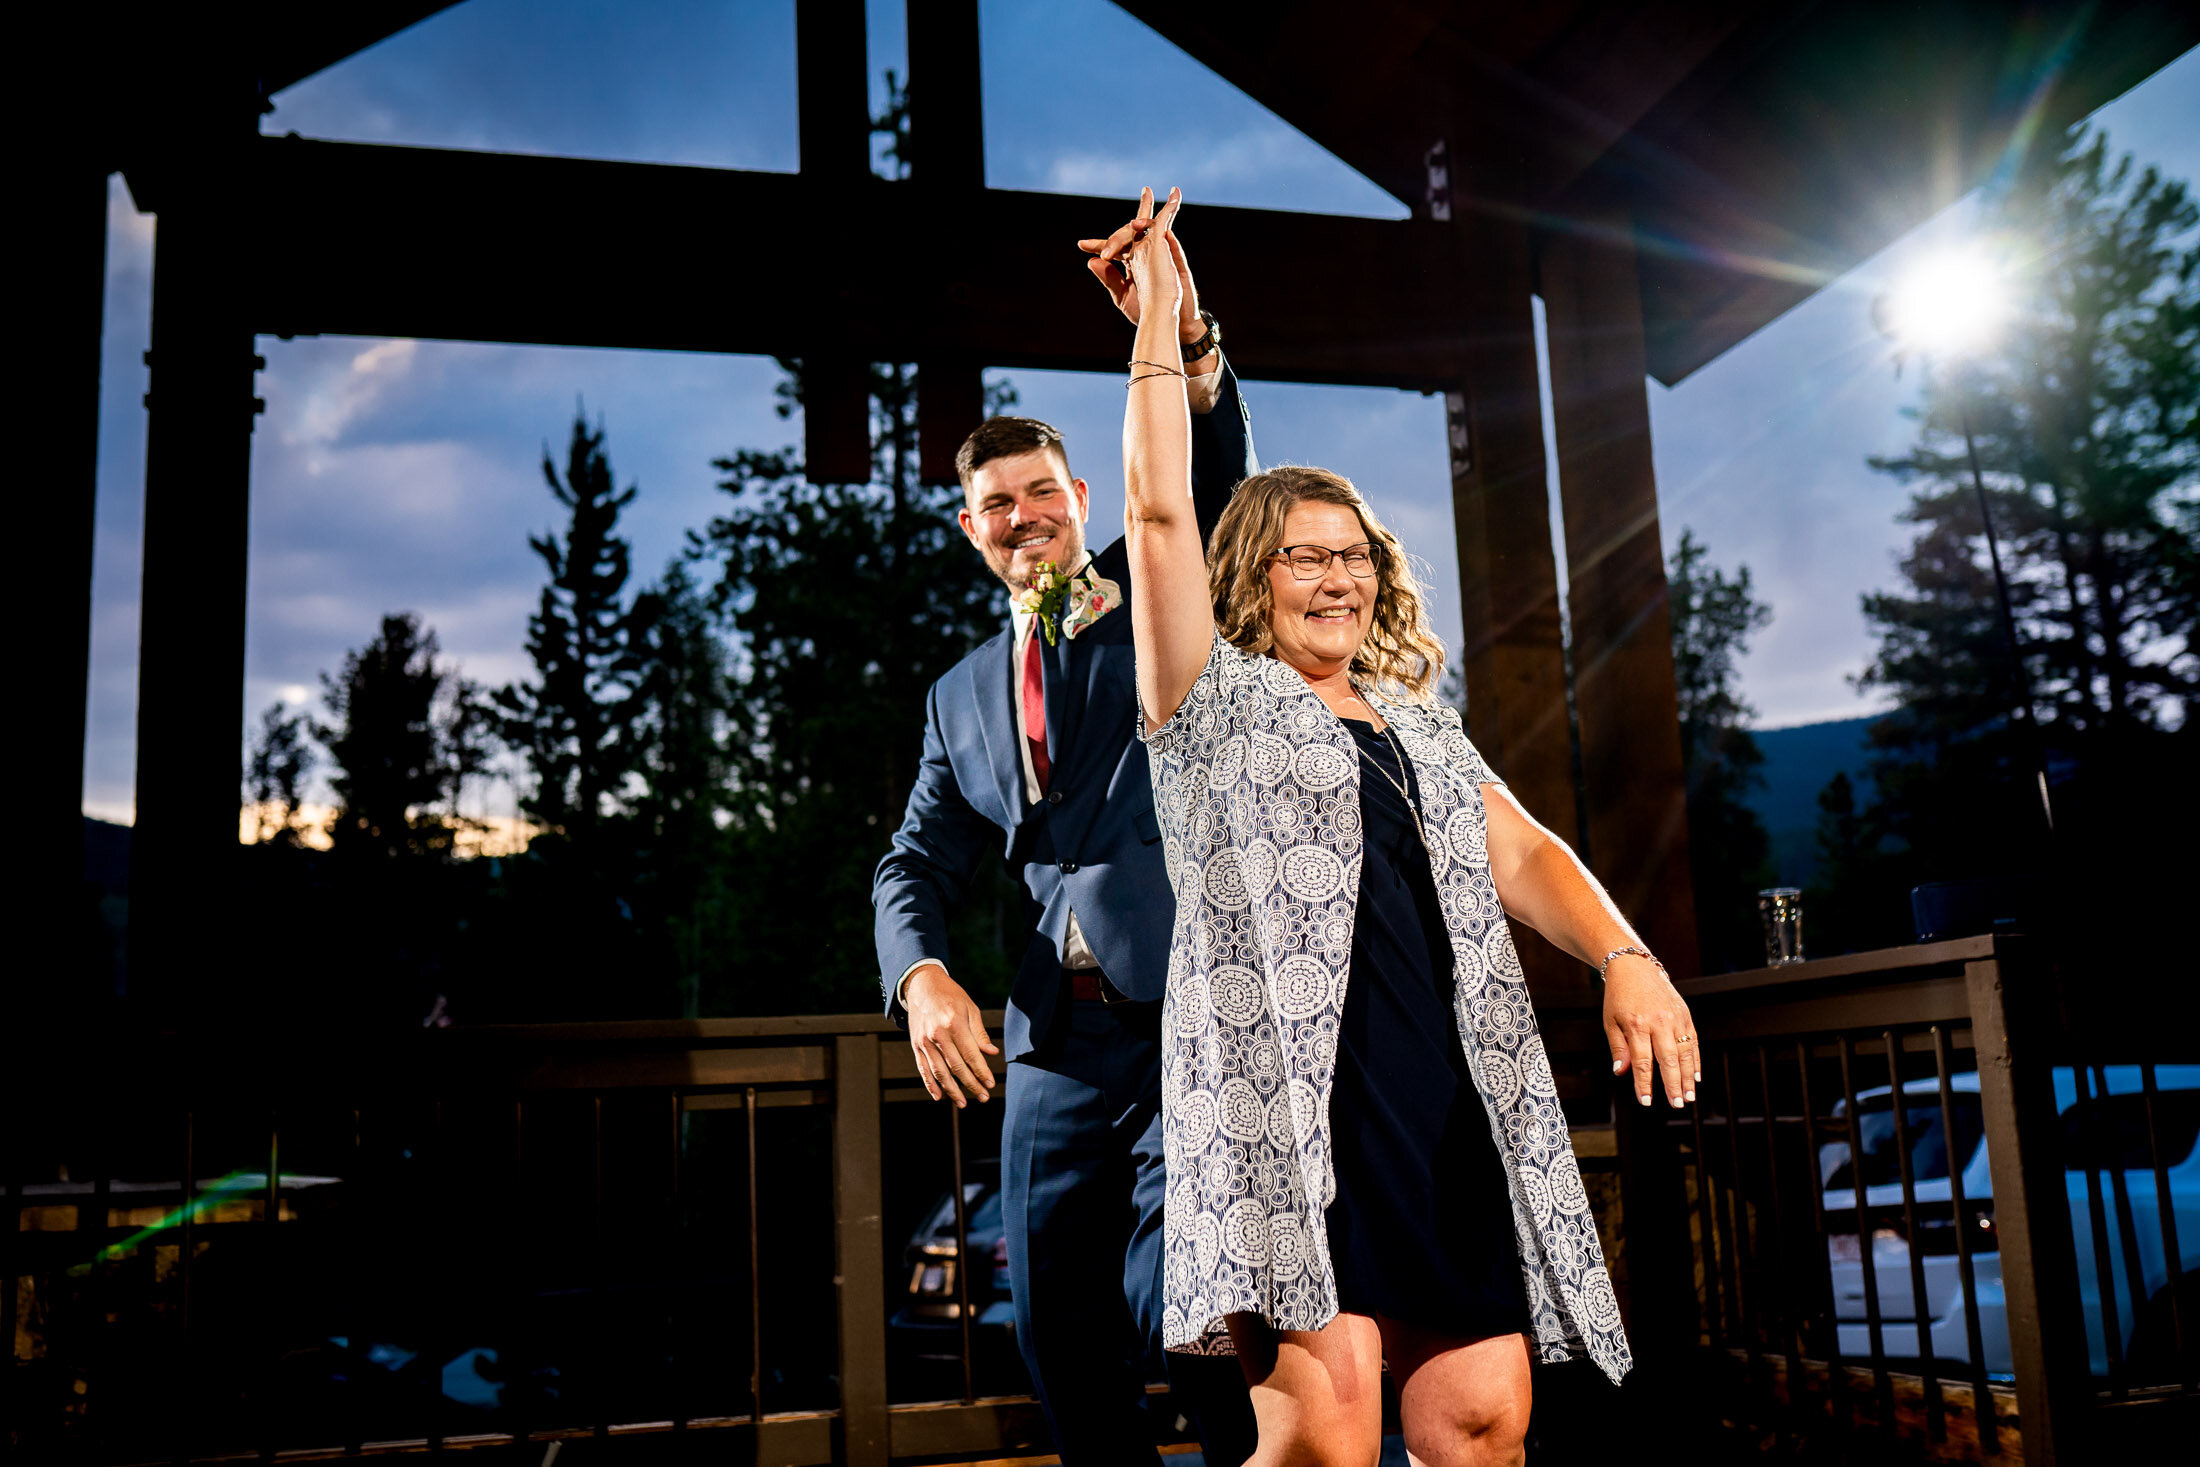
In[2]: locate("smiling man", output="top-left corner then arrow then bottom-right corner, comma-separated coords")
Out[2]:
872,206 -> 1258,1465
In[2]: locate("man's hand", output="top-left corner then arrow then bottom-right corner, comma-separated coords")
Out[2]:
1602,956 -> 1700,1110
904,963 -> 1000,1108
1078,191 -> 1205,350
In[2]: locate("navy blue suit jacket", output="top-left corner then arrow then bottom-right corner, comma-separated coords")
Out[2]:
873,365 -> 1258,1062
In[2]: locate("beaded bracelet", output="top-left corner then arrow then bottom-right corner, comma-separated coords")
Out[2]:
1599,945 -> 1664,982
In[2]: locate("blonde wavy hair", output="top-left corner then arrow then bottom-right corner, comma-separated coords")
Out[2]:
1207,465 -> 1447,701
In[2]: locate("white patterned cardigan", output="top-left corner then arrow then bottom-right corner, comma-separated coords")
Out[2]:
1141,634 -> 1631,1383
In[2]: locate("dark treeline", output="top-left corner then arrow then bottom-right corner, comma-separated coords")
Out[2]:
236,360 -> 1020,1027
210,75 -> 1014,1026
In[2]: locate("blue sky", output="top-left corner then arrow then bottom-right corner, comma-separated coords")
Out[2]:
81,1 -> 2198,822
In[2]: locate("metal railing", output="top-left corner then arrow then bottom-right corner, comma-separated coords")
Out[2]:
1650,935 -> 2199,1465
1,1013 -> 1107,1466
19,939 -> 2192,1464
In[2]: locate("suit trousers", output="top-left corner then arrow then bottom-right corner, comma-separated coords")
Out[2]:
1002,997 -> 1256,1466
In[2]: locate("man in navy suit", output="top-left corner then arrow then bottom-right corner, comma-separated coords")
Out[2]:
872,206 -> 1258,1465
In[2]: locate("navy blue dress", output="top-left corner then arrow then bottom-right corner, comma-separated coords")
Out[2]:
1325,717 -> 1531,1339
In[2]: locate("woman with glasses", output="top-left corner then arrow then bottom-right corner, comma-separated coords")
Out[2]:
1105,190 -> 1696,1465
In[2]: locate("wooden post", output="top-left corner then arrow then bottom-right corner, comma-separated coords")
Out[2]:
920,359 -> 985,484
129,108 -> 261,1017
833,1034 -> 890,1467
1538,204 -> 1702,1368
909,0 -> 988,486
905,0 -> 985,193
1437,156 -> 1583,1008
796,0 -> 875,485
25,151 -> 107,1019
1538,206 -> 1701,978
1968,943 -> 2089,1465
797,0 -> 872,183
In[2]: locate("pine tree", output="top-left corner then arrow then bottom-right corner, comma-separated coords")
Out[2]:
1863,127 -> 2196,755
316,613 -> 484,859
1667,529 -> 1776,970
625,560 -> 737,1016
497,407 -> 643,845
244,701 -> 315,846
1837,123 -> 2198,941
694,360 -> 1017,1012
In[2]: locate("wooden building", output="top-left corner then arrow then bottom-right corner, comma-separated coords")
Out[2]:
32,0 -> 2188,1004
14,8 -> 2197,1459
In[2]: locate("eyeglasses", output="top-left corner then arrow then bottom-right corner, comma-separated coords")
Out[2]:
1271,542 -> 1385,580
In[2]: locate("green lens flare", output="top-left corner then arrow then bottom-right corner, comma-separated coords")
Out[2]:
69,1171 -> 273,1275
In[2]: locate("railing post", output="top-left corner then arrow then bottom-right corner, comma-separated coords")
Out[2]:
1968,942 -> 2089,1465
833,1034 -> 890,1467
1613,1069 -> 1699,1434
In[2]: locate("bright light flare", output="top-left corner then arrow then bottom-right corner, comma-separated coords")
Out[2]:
1877,246 -> 2010,357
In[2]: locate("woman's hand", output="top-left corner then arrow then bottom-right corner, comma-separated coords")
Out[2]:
1603,955 -> 1699,1109
1105,187 -> 1183,327
1080,189 -> 1201,340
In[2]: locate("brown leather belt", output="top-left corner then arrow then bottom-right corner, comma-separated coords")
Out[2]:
1067,967 -> 1109,1003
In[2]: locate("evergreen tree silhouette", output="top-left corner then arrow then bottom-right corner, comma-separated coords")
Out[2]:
1667,529 -> 1776,971
625,560 -> 737,1016
244,701 -> 315,847
497,407 -> 643,845
1829,123 -> 2199,947
316,613 -> 485,860
694,360 -> 1017,1012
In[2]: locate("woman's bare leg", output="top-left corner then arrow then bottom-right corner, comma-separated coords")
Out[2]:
1377,1320 -> 1531,1467
1224,1311 -> 1386,1467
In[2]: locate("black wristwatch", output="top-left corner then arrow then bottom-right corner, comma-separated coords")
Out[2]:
1180,309 -> 1221,363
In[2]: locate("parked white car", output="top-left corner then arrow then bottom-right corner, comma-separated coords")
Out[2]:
1822,1065 -> 2200,1378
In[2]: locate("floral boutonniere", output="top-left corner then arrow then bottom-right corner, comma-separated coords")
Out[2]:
1013,560 -> 1123,645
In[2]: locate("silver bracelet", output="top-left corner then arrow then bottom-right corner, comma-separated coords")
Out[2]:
1599,945 -> 1664,982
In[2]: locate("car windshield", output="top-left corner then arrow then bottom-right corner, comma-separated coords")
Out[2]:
1823,1093 -> 1983,1193
2058,1088 -> 2200,1171
924,1184 -> 1002,1241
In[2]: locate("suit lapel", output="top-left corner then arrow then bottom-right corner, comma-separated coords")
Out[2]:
977,625 -> 1026,825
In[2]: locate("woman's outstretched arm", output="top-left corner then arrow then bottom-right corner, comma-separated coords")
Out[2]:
1118,188 -> 1216,729
1484,784 -> 1700,1111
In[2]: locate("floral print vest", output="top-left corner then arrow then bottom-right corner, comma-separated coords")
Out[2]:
1142,634 -> 1630,1382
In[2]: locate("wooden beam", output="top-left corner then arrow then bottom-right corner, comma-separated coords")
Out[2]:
906,0 -> 984,191
1538,207 -> 1700,979
255,4 -> 464,96
132,179 -> 262,1016
919,358 -> 984,484
795,1 -> 876,483
1435,163 -> 1582,1010
25,155 -> 107,1015
804,355 -> 874,485
797,0 -> 873,184
243,137 -> 1466,387
832,1035 -> 890,1467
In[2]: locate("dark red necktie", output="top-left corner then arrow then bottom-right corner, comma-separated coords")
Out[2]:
1022,621 -> 1051,793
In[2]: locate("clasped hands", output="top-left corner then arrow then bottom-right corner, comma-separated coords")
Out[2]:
1078,186 -> 1204,350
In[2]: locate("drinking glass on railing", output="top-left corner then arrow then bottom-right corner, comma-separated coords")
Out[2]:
1758,887 -> 1805,966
